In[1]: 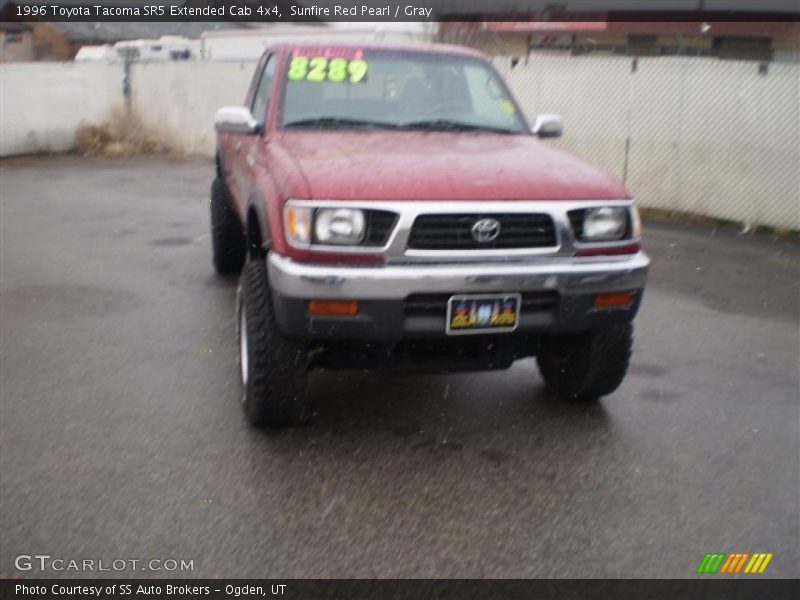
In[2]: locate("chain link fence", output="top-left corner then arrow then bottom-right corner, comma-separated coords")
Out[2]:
494,54 -> 800,231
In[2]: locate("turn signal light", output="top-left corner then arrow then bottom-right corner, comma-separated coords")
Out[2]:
308,300 -> 359,316
285,206 -> 312,245
594,292 -> 633,308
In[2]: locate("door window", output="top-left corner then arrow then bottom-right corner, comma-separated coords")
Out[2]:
250,55 -> 276,125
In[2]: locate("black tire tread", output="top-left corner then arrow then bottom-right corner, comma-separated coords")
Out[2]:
537,323 -> 633,402
240,259 -> 307,427
210,178 -> 245,275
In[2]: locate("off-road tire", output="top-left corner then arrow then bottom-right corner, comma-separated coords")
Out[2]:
238,258 -> 308,428
210,178 -> 245,275
536,323 -> 633,402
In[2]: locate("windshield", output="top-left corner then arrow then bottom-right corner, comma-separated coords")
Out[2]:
279,49 -> 529,134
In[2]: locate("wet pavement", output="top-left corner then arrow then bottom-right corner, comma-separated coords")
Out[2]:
1,155 -> 797,578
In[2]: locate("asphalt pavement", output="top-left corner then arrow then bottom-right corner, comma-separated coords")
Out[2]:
1,155 -> 798,578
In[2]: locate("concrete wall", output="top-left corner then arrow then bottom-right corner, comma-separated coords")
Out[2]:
129,61 -> 256,155
0,62 -> 124,155
2,56 -> 798,230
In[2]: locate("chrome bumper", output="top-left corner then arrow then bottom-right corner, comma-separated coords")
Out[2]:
267,251 -> 650,299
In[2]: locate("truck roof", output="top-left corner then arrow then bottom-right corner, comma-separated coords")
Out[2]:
262,41 -> 488,60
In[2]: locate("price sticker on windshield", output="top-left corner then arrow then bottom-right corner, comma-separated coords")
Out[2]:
287,56 -> 368,83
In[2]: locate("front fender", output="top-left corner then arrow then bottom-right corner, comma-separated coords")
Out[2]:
246,188 -> 271,252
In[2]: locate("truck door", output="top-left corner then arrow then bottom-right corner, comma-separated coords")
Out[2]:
229,53 -> 277,213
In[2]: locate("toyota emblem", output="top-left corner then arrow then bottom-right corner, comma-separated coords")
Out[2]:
471,218 -> 501,243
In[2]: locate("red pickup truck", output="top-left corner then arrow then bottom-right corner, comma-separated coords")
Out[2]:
212,43 -> 649,427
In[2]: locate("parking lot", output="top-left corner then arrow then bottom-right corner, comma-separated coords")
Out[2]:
1,155 -> 797,578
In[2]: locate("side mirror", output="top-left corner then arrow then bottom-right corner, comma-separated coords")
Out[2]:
532,113 -> 563,138
214,107 -> 261,135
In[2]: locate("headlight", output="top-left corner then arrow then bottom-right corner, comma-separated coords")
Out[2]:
314,208 -> 365,245
581,207 -> 627,241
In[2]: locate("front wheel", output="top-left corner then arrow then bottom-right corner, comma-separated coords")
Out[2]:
237,258 -> 308,427
536,323 -> 633,402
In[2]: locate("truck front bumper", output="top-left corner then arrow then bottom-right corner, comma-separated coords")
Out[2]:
267,251 -> 649,342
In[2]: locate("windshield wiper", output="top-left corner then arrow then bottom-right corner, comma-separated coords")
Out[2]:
283,117 -> 518,134
399,119 -> 517,134
283,117 -> 400,130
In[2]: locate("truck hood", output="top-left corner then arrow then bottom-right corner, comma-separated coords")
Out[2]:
279,130 -> 628,201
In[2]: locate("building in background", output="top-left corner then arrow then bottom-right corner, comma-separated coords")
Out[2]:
0,0 -> 269,61
0,21 -> 33,62
201,22 -> 437,61
447,21 -> 799,62
65,22 -> 435,63
439,3 -> 800,62
0,19 -> 263,61
74,36 -> 205,63
0,0 -> 435,64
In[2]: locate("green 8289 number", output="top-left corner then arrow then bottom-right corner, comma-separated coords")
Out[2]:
287,57 -> 369,84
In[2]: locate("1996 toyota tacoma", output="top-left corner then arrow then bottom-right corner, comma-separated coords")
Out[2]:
211,43 -> 649,427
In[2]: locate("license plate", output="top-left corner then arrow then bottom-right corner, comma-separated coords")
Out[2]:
446,293 -> 521,335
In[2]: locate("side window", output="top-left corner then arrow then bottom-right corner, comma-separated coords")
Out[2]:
250,55 -> 276,125
244,53 -> 268,107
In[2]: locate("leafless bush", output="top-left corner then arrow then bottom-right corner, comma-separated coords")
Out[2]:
75,107 -> 166,157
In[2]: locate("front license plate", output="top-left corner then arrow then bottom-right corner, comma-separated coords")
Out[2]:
446,293 -> 522,335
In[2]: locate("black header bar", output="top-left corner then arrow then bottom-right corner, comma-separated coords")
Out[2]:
3,1 -> 799,22
2,579 -> 800,600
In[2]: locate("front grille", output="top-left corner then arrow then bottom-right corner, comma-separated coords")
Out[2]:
363,210 -> 398,246
404,292 -> 558,318
407,213 -> 557,250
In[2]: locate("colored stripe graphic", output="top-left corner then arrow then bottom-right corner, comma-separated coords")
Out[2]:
720,553 -> 750,573
719,554 -> 736,573
744,553 -> 774,574
697,553 -> 726,574
734,553 -> 750,573
759,554 -> 773,573
699,552 -> 774,574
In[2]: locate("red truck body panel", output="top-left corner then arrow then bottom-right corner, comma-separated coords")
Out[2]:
278,130 -> 629,201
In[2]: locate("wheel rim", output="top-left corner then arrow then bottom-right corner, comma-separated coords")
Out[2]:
239,304 -> 249,397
